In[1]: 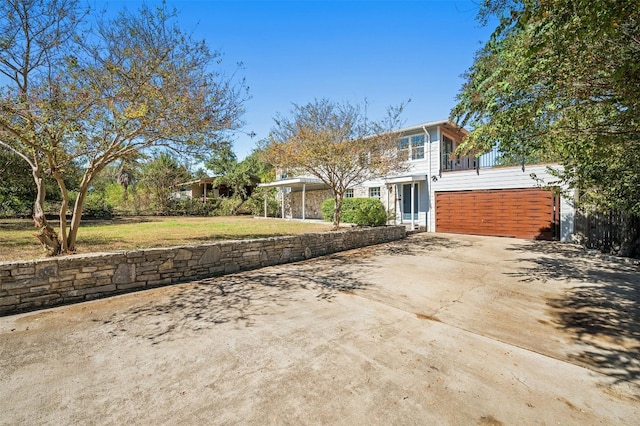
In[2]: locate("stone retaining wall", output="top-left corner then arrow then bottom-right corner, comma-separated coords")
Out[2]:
0,226 -> 405,315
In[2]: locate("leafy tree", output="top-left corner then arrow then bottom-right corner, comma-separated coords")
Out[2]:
0,149 -> 34,215
263,99 -> 407,229
451,0 -> 640,217
207,141 -> 238,175
139,152 -> 191,215
206,148 -> 273,215
0,1 -> 245,255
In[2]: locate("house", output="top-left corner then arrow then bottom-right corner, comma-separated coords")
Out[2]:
259,119 -> 575,242
173,176 -> 259,202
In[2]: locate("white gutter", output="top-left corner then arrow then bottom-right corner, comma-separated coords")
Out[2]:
422,125 -> 432,231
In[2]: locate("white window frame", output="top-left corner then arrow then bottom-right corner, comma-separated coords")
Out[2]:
369,187 -> 381,199
345,188 -> 354,198
398,134 -> 425,161
410,135 -> 425,160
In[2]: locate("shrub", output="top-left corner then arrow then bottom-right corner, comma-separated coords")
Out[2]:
83,193 -> 113,219
244,188 -> 280,217
321,197 -> 388,226
213,197 -> 240,216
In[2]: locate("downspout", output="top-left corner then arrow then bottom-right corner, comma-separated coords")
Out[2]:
422,126 -> 432,231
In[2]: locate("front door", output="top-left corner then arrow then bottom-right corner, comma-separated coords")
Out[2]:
402,183 -> 419,221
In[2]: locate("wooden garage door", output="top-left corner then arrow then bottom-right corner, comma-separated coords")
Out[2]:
435,188 -> 559,240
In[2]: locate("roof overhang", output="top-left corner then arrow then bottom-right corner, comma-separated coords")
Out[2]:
385,174 -> 427,184
258,177 -> 329,192
395,119 -> 469,137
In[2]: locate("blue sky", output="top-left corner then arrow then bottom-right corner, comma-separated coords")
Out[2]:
109,0 -> 494,160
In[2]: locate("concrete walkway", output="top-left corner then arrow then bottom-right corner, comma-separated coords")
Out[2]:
1,233 -> 639,424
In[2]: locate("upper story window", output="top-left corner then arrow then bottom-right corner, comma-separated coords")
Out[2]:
345,188 -> 354,198
398,134 -> 425,161
398,137 -> 410,160
369,187 -> 380,199
442,135 -> 455,171
411,135 -> 425,160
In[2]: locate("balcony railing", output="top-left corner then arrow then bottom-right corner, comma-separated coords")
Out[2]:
441,152 -> 478,172
441,148 -> 533,172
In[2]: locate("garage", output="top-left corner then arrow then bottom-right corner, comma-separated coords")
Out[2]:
435,188 -> 560,240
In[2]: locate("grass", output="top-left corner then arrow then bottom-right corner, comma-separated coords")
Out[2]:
0,216 -> 334,262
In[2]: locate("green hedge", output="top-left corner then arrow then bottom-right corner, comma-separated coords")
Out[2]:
321,197 -> 388,226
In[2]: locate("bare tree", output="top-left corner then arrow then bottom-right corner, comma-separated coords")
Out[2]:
264,99 -> 407,229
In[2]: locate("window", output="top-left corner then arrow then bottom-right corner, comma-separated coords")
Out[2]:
369,187 -> 380,199
398,137 -> 410,160
411,135 -> 425,160
345,188 -> 354,198
398,134 -> 425,160
442,135 -> 454,170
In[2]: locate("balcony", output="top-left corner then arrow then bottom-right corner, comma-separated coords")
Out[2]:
441,146 -> 536,172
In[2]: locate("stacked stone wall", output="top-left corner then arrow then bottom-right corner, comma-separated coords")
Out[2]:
0,226 -> 405,315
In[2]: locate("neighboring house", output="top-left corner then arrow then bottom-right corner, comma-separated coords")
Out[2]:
260,119 -> 575,242
173,176 -> 259,202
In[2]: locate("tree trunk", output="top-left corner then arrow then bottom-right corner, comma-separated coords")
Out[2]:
31,166 -> 61,256
66,182 -> 89,253
231,198 -> 246,216
52,171 -> 70,253
332,194 -> 343,230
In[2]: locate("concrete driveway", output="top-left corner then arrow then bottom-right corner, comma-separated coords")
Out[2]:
1,233 -> 639,425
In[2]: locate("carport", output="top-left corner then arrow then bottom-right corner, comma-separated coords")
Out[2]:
258,177 -> 329,220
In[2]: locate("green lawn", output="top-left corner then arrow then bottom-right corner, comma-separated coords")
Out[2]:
0,216 -> 334,262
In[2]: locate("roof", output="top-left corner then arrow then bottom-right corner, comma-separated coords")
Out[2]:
258,177 -> 329,191
395,119 -> 469,137
177,175 -> 261,187
176,177 -> 218,186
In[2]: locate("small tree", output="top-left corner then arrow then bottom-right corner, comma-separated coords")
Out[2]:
138,153 -> 190,215
206,147 -> 274,215
263,99 -> 407,229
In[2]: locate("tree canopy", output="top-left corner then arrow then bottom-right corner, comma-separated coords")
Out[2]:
0,0 -> 246,254
205,147 -> 272,215
263,98 -> 407,228
451,0 -> 640,215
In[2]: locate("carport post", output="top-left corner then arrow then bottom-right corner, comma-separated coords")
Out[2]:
281,188 -> 285,219
302,184 -> 306,220
264,194 -> 267,218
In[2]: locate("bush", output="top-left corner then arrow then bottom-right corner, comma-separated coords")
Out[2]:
213,197 -> 240,216
244,188 -> 280,217
321,197 -> 388,226
83,193 -> 113,219
170,198 -> 219,216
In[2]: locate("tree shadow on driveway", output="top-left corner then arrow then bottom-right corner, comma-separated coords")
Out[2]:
507,241 -> 640,389
100,234 -> 460,345
100,250 -> 378,345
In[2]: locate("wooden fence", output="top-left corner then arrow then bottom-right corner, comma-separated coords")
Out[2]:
574,210 -> 640,257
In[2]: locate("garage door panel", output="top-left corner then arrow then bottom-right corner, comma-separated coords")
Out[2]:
435,188 -> 558,240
